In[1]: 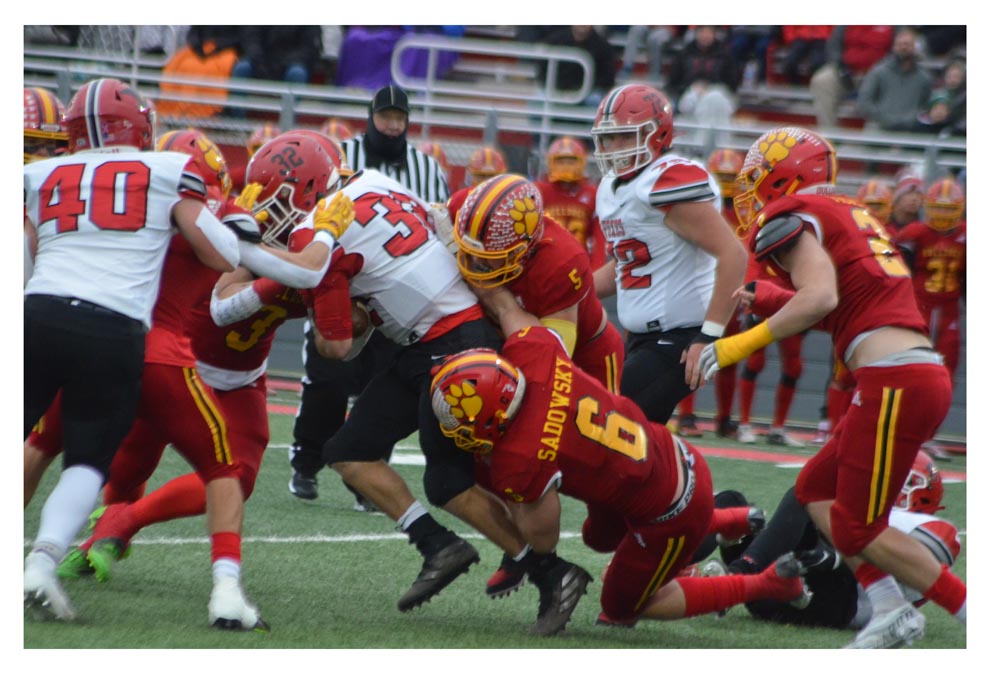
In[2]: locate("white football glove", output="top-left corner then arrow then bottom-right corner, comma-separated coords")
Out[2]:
698,341 -> 721,382
426,202 -> 458,255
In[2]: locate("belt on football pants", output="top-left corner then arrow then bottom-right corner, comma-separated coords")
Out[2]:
35,294 -> 132,320
651,436 -> 696,524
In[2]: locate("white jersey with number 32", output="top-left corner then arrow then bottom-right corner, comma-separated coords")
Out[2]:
596,154 -> 720,334
24,149 -> 201,328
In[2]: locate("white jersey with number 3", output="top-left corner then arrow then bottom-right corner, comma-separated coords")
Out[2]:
307,169 -> 477,344
596,154 -> 720,334
24,149 -> 200,328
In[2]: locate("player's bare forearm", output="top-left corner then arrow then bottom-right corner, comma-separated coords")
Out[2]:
593,259 -> 617,298
510,489 -> 562,554
765,233 -> 838,339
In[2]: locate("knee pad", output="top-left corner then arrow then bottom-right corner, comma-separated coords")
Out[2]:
780,357 -> 804,381
423,459 -> 475,507
829,501 -> 886,557
741,365 -> 760,382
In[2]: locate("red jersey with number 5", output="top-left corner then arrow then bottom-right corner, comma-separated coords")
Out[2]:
749,193 -> 926,363
24,150 -> 210,327
488,327 -> 678,522
295,169 -> 479,345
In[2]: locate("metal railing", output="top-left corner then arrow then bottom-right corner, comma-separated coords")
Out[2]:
24,34 -> 964,184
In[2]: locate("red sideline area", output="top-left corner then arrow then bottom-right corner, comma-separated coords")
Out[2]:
264,378 -> 966,482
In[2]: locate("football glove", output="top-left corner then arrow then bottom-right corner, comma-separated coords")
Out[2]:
313,192 -> 354,239
426,202 -> 457,254
234,182 -> 268,223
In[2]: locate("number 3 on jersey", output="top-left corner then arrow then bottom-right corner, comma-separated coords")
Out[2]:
353,190 -> 430,258
38,161 -> 151,234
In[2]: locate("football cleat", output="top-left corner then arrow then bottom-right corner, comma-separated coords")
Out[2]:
677,413 -> 704,438
767,428 -> 806,448
716,506 -> 766,549
528,559 -> 593,636
24,552 -> 76,621
716,416 -> 738,438
485,553 -> 527,598
736,424 -> 757,444
845,603 -> 925,649
86,538 -> 129,583
209,576 -> 270,632
288,470 -> 318,500
57,547 -> 95,579
761,552 -> 812,608
398,535 -> 480,612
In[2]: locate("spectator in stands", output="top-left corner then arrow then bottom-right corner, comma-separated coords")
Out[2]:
539,26 -> 616,107
919,26 -> 966,58
618,25 -> 676,84
666,26 -> 740,140
809,26 -> 894,129
779,25 -> 832,85
915,59 -> 965,136
857,27 -> 932,132
728,26 -> 777,84
232,26 -> 323,84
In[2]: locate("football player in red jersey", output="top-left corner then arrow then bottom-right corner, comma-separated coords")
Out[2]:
320,117 -> 354,142
431,334 -> 809,634
445,174 -> 627,596
698,126 -> 966,648
417,140 -> 450,178
590,84 -> 748,425
23,86 -> 67,163
534,136 -> 606,269
714,450 -> 962,630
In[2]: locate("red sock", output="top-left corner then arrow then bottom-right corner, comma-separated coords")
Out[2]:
715,364 -> 736,420
738,377 -> 756,424
211,531 -> 242,565
854,562 -> 887,589
773,382 -> 796,427
130,472 -> 208,532
103,481 -> 146,506
676,575 -> 748,617
680,392 -> 695,416
923,564 -> 966,615
707,506 -> 751,539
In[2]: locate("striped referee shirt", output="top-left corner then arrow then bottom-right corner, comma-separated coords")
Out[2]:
340,136 -> 450,203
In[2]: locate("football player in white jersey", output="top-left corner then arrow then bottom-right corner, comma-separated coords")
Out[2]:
591,84 -> 747,424
22,77 -> 246,623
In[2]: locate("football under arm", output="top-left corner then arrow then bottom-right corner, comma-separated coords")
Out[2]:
508,485 -> 562,555
173,198 -> 239,272
311,316 -> 353,360
210,268 -> 262,326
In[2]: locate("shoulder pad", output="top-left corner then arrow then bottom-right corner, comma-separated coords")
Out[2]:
753,214 -> 805,260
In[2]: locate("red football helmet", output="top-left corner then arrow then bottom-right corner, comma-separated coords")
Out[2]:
157,129 -> 233,200
546,136 -> 588,183
733,127 -> 837,234
894,450 -> 944,514
244,132 -> 339,248
924,177 -> 965,232
24,87 -> 67,163
454,174 -> 544,288
430,348 -> 527,454
287,128 -> 351,181
466,146 -> 507,186
319,117 -> 354,142
63,78 -> 155,153
591,84 -> 675,178
856,179 -> 894,222
418,141 -> 450,175
706,148 -> 744,200
247,123 -> 281,157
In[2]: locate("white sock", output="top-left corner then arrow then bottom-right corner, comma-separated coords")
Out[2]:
33,464 -> 104,561
212,558 -> 241,582
955,599 -> 966,625
865,575 -> 907,613
512,544 -> 532,563
397,500 -> 428,531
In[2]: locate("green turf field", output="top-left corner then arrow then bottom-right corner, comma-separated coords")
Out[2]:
23,383 -> 966,649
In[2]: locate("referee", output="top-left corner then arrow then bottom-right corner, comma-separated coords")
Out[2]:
288,84 -> 450,505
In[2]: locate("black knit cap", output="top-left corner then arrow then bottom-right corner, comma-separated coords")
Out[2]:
370,85 -> 409,114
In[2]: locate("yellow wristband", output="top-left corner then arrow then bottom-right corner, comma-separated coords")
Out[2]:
714,320 -> 775,367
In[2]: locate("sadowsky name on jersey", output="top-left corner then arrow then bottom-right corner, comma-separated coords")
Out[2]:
539,356 -> 574,462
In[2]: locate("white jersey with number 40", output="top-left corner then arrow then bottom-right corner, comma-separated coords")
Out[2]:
307,169 -> 477,345
24,149 -> 203,328
596,154 -> 720,334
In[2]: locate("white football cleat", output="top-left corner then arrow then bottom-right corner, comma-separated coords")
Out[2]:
24,553 -> 76,621
736,424 -> 757,444
845,602 -> 925,648
209,576 -> 270,632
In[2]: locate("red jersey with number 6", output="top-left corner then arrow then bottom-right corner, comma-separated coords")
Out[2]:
24,149 -> 210,328
488,327 -> 679,523
749,193 -> 926,363
294,169 -> 480,345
